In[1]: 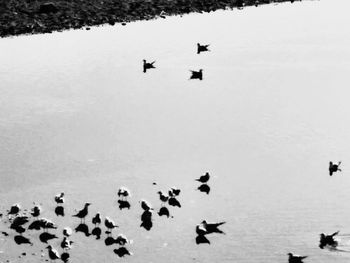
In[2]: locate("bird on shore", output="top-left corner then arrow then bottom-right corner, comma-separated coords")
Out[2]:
72,203 -> 91,223
157,191 -> 169,204
140,200 -> 153,211
92,213 -> 101,226
329,161 -> 341,176
189,69 -> 203,80
197,43 -> 210,54
54,193 -> 65,205
200,220 -> 226,234
105,217 -> 118,232
288,253 -> 307,263
143,59 -> 156,73
118,187 -> 131,200
319,231 -> 339,249
40,232 -> 58,243
8,204 -> 20,215
46,245 -> 60,261
196,172 -> 210,183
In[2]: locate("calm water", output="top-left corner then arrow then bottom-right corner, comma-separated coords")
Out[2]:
1,0 -> 350,262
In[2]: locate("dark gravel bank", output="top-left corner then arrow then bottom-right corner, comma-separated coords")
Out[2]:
0,0 -> 301,38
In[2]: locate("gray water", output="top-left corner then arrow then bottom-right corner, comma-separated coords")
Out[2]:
1,0 -> 350,262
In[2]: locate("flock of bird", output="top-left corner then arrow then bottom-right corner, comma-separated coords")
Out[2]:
0,171 -> 227,262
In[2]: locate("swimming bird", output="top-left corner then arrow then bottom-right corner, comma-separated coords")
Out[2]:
118,187 -> 131,200
319,231 -> 339,249
197,184 -> 210,195
140,200 -> 153,211
92,213 -> 101,226
115,234 -> 129,246
12,225 -> 26,235
54,192 -> 65,205
11,215 -> 29,228
8,204 -> 20,215
30,205 -> 41,217
196,172 -> 210,183
200,220 -> 226,234
143,59 -> 156,73
288,253 -> 307,263
157,191 -> 169,204
61,237 -> 73,250
46,245 -> 60,261
189,69 -> 203,80
197,43 -> 210,54
42,218 -> 57,232
72,203 -> 91,222
105,217 -> 118,232
329,161 -> 341,176
28,219 -> 46,231
75,223 -> 90,237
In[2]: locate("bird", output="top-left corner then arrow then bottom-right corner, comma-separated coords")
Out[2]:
329,161 -> 341,176
319,231 -> 339,249
168,197 -> 181,208
30,205 -> 41,217
189,69 -> 203,80
42,218 -> 57,232
54,193 -> 65,205
92,213 -> 101,226
288,253 -> 307,263
104,217 -> 118,232
140,200 -> 153,211
143,59 -> 156,73
197,184 -> 210,194
113,247 -> 132,257
40,232 -> 58,243
170,187 -> 181,196
158,206 -> 170,218
157,191 -> 169,204
200,220 -> 226,234
197,43 -> 210,54
196,172 -> 210,183
61,237 -> 73,250
72,203 -> 91,222
118,200 -> 131,210
11,215 -> 29,228
28,219 -> 46,231
46,245 -> 60,261
115,234 -> 129,246
54,206 -> 64,217
118,187 -> 131,200
195,234 -> 210,245
196,224 -> 208,236
8,204 -> 20,215
14,235 -> 33,245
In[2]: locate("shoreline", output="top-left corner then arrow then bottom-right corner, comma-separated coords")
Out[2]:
0,0 -> 301,38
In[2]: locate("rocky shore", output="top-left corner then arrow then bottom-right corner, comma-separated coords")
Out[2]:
0,0 -> 300,38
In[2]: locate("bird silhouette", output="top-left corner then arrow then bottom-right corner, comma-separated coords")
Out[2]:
197,184 -> 210,195
14,235 -> 33,246
55,206 -> 65,217
115,234 -> 129,246
158,206 -> 170,218
105,236 -> 116,246
46,245 -> 60,261
189,69 -> 203,80
40,232 -> 58,243
92,213 -> 101,226
114,247 -> 132,257
92,227 -> 102,240
143,59 -> 156,73
319,231 -> 339,249
72,203 -> 91,223
140,200 -> 153,211
30,205 -> 41,217
28,219 -> 46,231
195,234 -> 210,245
140,210 -> 153,231
54,192 -> 65,205
118,200 -> 131,210
201,220 -> 226,234
329,161 -> 341,176
196,172 -> 210,183
288,253 -> 307,263
168,197 -> 181,208
75,223 -> 90,237
105,217 -> 118,233
197,43 -> 210,54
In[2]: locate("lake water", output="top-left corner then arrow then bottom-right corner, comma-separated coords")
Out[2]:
1,0 -> 350,262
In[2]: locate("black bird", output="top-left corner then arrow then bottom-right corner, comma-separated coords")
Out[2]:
55,206 -> 64,217
114,247 -> 132,257
75,223 -> 90,237
197,43 -> 210,54
118,200 -> 131,210
104,217 -> 118,233
8,204 -> 20,215
143,59 -> 156,73
72,203 -> 91,222
196,172 -> 210,183
92,213 -> 101,226
46,245 -> 60,261
319,231 -> 339,249
30,205 -> 41,217
115,234 -> 129,246
329,161 -> 341,176
189,69 -> 203,80
170,187 -> 181,196
158,206 -> 170,218
288,253 -> 307,263
157,191 -> 169,204
140,200 -> 153,211
61,237 -> 73,250
14,235 -> 33,246
11,215 -> 29,228
54,192 -> 65,205
195,234 -> 210,245
105,236 -> 116,246
92,227 -> 102,240
168,197 -> 181,208
201,220 -> 226,234
197,184 -> 210,195
40,232 -> 58,243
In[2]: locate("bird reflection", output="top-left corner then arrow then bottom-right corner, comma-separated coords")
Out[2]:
75,223 -> 90,237
197,184 -> 210,195
91,227 -> 102,240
